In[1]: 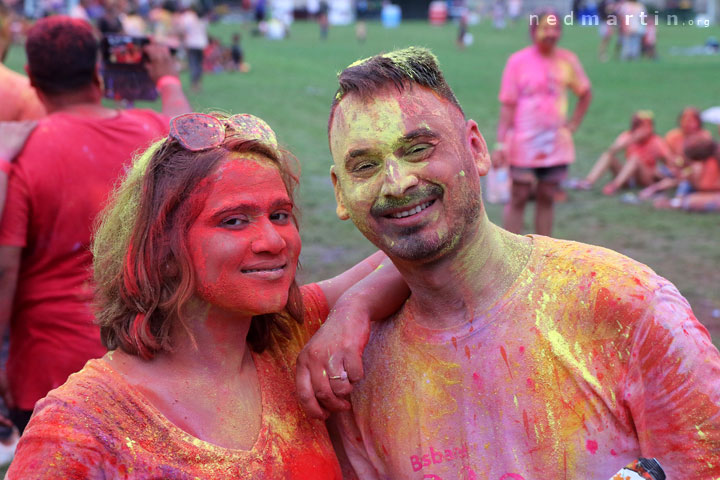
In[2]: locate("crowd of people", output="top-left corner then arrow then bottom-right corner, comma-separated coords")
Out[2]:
0,4 -> 718,480
570,107 -> 720,212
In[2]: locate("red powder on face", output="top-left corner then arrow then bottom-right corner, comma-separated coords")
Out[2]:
186,155 -> 300,315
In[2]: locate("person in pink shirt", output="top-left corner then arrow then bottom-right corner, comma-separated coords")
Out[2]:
495,10 -> 592,236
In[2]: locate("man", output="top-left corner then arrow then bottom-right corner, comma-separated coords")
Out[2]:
0,16 -> 190,434
297,47 -> 720,479
495,11 -> 592,236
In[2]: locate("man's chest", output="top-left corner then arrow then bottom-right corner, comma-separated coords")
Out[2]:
349,330 -> 639,479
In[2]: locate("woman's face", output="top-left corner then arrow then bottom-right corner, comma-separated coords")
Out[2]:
680,111 -> 701,135
186,152 -> 301,316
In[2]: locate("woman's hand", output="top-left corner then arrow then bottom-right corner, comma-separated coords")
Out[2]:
295,301 -> 371,419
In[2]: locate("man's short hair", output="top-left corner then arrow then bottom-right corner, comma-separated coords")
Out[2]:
684,135 -> 717,161
26,16 -> 97,95
329,47 -> 463,131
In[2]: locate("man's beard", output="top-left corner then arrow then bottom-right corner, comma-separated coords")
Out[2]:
365,185 -> 482,261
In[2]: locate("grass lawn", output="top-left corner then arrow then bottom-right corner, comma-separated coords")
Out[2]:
4,18 -> 720,340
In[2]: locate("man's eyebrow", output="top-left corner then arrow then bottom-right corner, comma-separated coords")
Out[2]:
402,128 -> 439,142
344,147 -> 376,166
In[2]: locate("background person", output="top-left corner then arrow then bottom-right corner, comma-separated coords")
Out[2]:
654,135 -> 720,212
637,107 -> 712,199
580,111 -> 674,195
178,3 -> 208,92
0,16 -> 190,435
0,4 -> 44,122
495,10 -> 592,235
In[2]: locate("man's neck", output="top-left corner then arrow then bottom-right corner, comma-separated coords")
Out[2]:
393,218 -> 533,329
42,89 -> 117,118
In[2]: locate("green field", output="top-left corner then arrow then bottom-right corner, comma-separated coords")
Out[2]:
5,19 -> 720,340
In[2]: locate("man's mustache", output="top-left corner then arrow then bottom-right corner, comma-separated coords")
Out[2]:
370,184 -> 444,217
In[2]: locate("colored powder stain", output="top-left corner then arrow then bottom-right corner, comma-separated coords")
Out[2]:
526,378 -> 535,391
459,170 -> 466,176
610,449 -> 617,456
585,439 -> 598,455
696,425 -> 708,439
519,346 -> 525,354
500,345 -> 514,379
522,410 -> 530,439
547,330 -> 602,391
451,336 -> 458,350
513,394 -> 519,408
472,372 -> 483,390
464,345 -> 471,360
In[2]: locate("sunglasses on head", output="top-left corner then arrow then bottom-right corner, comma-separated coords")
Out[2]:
169,113 -> 279,152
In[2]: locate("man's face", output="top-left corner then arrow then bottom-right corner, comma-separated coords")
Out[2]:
533,15 -> 561,53
329,85 -> 490,262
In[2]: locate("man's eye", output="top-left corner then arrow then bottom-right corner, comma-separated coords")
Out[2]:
407,144 -> 432,156
352,162 -> 377,173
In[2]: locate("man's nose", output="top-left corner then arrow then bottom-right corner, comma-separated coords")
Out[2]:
250,218 -> 287,254
379,157 -> 419,198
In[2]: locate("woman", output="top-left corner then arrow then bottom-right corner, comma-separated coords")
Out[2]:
8,113 -> 406,478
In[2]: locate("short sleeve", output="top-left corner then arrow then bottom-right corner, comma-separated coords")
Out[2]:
7,398 -> 105,480
300,283 -> 330,337
0,164 -> 32,247
498,56 -> 518,105
622,283 -> 720,478
566,52 -> 591,96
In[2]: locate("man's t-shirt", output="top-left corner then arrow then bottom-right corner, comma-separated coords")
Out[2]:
499,46 -> 590,168
337,235 -> 720,480
0,109 -> 169,410
8,284 -> 342,480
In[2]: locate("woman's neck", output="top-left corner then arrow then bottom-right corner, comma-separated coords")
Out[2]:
155,303 -> 254,378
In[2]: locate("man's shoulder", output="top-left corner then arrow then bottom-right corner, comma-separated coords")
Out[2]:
555,47 -> 582,64
531,235 -> 665,293
507,46 -> 535,63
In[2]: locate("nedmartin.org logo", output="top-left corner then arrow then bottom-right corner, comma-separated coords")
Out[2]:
529,11 -> 711,28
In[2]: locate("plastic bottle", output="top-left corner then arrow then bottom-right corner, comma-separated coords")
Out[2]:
609,458 -> 665,480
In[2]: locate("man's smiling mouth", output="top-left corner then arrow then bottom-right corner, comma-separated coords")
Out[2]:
385,199 -> 436,219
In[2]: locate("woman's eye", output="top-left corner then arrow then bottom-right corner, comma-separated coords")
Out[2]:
271,211 -> 291,223
222,216 -> 247,227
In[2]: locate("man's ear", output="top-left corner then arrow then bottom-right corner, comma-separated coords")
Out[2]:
93,63 -> 104,90
330,165 -> 350,221
466,119 -> 491,177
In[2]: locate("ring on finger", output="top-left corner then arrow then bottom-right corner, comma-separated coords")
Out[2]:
328,371 -> 348,381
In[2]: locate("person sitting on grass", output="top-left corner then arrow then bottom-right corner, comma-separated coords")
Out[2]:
579,111 -> 674,195
653,134 -> 720,212
638,107 -> 714,199
7,112 -> 407,479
